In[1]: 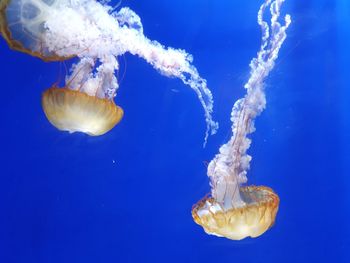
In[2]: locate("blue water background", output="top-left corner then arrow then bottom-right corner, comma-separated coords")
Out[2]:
0,0 -> 349,262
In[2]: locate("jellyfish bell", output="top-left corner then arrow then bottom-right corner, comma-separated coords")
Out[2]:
0,0 -> 71,61
41,56 -> 124,136
192,186 -> 279,240
42,86 -> 123,136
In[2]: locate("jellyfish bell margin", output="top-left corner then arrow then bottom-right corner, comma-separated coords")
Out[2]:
191,186 -> 279,240
42,86 -> 124,136
0,0 -> 70,61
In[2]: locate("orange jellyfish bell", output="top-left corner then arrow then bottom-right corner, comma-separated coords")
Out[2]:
42,87 -> 124,136
192,186 -> 279,240
41,55 -> 124,136
0,0 -> 69,61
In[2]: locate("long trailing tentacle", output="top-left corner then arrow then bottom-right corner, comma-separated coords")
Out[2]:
207,0 -> 291,209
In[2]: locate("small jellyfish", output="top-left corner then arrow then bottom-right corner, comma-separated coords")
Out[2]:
0,0 -> 218,141
41,56 -> 124,136
192,0 -> 291,240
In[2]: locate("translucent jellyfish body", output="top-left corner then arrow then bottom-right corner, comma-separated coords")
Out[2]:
0,0 -> 68,61
0,0 -> 217,141
192,0 -> 291,240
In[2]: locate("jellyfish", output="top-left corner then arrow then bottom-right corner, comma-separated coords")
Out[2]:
0,0 -> 218,140
192,0 -> 291,240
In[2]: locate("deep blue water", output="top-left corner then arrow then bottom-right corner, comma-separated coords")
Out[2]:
0,0 -> 349,262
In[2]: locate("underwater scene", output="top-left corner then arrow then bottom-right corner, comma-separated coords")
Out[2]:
0,0 -> 349,262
